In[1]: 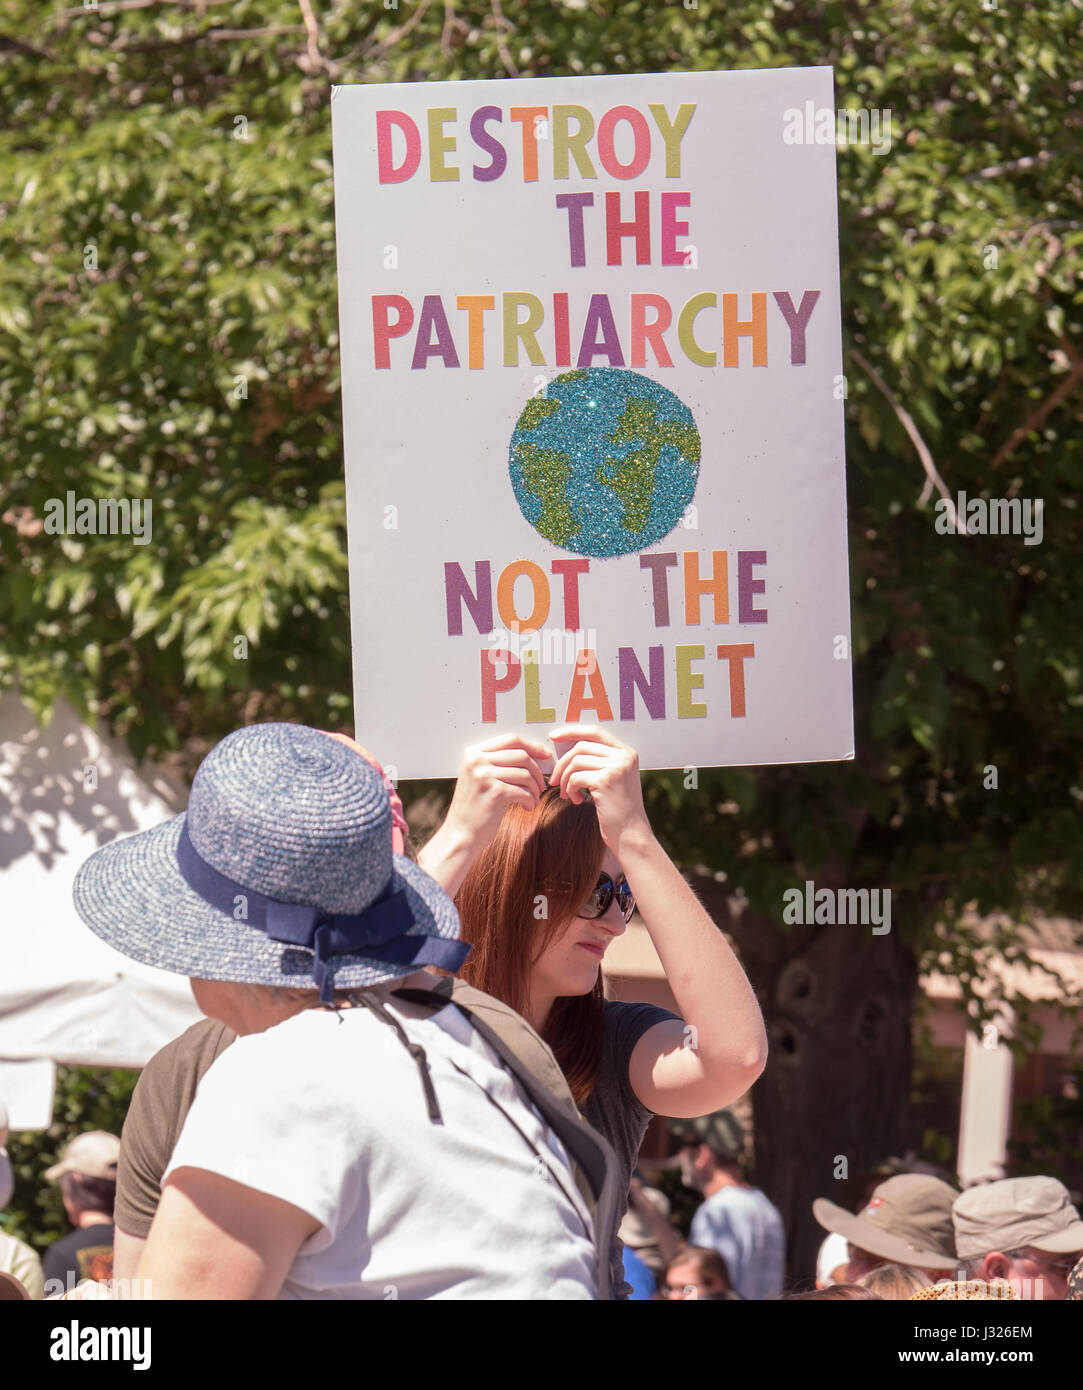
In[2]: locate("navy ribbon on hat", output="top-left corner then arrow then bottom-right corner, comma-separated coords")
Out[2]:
176,821 -> 470,1001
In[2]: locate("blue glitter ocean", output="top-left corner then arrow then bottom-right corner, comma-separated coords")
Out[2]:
508,367 -> 701,559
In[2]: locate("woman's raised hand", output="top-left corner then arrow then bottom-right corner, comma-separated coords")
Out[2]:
442,732 -> 553,847
548,725 -> 653,857
419,733 -> 553,897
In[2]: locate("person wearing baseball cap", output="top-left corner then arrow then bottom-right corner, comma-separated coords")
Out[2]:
41,1131 -> 120,1293
670,1109 -> 786,1300
952,1176 -> 1083,1299
813,1173 -> 959,1282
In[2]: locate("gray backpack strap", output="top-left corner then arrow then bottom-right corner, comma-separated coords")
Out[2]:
392,984 -> 619,1301
423,978 -> 598,1216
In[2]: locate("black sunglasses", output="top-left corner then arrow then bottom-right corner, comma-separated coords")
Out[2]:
578,872 -> 636,924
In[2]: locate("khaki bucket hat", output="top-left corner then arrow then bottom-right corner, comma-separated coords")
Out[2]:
813,1174 -> 959,1270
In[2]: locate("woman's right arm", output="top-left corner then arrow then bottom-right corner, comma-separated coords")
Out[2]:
417,733 -> 551,896
134,1168 -> 318,1300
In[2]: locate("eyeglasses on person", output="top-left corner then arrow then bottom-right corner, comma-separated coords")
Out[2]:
1010,1250 -> 1079,1275
577,872 -> 636,923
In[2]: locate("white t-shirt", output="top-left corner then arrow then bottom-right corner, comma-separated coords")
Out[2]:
163,998 -> 596,1300
816,1230 -> 849,1284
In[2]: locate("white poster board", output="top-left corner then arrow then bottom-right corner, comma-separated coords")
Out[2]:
332,67 -> 853,778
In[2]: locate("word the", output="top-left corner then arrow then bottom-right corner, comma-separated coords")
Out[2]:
782,881 -> 891,935
782,103 -> 892,155
373,289 -> 821,370
43,492 -> 152,546
445,553 -> 769,637
935,493 -> 1043,546
554,190 -> 697,267
50,1321 -> 151,1371
376,102 -> 696,183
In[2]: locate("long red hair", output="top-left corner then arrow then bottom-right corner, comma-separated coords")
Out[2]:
454,788 -> 606,1105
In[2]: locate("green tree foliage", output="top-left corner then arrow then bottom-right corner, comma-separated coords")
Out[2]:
2,0 -> 1081,1264
2,1067 -> 136,1252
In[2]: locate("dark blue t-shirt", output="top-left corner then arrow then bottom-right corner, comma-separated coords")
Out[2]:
585,999 -> 681,1297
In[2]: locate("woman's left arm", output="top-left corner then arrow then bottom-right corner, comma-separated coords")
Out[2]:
618,828 -> 768,1116
550,725 -> 768,1119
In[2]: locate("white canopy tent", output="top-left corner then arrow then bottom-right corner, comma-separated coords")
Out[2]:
0,694 -> 201,1128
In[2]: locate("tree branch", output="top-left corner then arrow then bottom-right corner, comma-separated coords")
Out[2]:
356,0 -> 435,63
988,340 -> 1083,471
109,24 -> 307,52
56,0 -> 236,15
968,150 -> 1053,181
857,148 -> 1064,221
298,0 -> 321,65
296,0 -> 338,76
490,0 -> 519,78
0,33 -> 56,59
849,348 -> 968,530
441,0 -> 457,56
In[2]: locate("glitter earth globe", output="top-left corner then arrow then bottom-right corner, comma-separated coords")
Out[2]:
508,367 -> 701,558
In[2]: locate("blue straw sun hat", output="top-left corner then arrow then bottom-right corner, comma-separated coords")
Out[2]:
73,723 -> 469,996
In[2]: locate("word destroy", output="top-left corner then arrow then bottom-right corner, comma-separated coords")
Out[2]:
375,103 -> 697,184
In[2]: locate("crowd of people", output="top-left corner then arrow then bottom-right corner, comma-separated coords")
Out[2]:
1,721 -> 1080,1302
5,1114 -> 1082,1303
0,1123 -> 120,1300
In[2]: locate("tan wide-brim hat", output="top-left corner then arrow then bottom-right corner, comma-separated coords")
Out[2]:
813,1174 -> 959,1271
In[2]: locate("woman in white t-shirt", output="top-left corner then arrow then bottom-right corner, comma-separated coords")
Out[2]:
72,722 -> 599,1300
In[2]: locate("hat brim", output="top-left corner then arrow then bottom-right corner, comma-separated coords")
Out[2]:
666,1117 -> 742,1162
1028,1220 -> 1083,1254
812,1197 -> 957,1270
73,813 -> 462,992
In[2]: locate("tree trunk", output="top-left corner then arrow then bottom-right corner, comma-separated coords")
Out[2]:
694,876 -> 919,1283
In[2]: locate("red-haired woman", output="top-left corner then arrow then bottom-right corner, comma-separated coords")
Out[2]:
418,724 -> 768,1297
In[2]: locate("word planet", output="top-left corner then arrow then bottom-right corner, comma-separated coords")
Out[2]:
508,367 -> 700,558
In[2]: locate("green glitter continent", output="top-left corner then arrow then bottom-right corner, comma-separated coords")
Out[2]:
554,369 -> 588,386
596,397 -> 701,533
516,440 -> 581,547
516,396 -> 560,431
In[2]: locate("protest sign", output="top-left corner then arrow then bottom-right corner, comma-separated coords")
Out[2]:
331,67 -> 853,778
